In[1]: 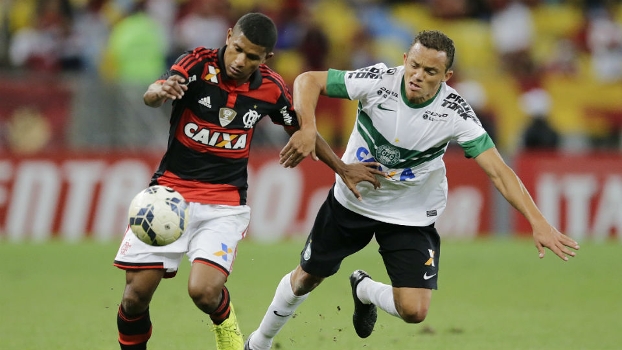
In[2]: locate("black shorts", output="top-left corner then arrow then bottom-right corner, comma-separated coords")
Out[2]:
299,187 -> 441,289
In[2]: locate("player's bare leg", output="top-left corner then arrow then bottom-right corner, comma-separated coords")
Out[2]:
117,269 -> 164,349
189,262 -> 243,350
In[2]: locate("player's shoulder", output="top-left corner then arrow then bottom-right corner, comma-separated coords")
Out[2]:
172,47 -> 218,73
341,63 -> 401,88
258,64 -> 289,90
348,62 -> 398,76
434,83 -> 479,121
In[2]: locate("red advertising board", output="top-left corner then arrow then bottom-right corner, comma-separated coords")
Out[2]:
513,152 -> 622,240
0,149 -> 493,242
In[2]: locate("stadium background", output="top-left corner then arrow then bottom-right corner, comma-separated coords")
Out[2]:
1,1 -> 621,349
0,0 -> 621,242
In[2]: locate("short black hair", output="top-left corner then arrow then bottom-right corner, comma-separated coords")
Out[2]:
412,30 -> 455,70
234,13 -> 278,53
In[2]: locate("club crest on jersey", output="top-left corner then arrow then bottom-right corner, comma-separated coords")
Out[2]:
375,144 -> 401,166
243,109 -> 261,129
219,108 -> 237,127
203,65 -> 220,83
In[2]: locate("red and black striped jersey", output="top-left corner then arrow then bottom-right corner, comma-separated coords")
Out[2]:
150,46 -> 299,206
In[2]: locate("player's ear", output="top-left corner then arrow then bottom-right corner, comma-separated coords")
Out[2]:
266,51 -> 274,60
443,69 -> 453,82
225,28 -> 233,45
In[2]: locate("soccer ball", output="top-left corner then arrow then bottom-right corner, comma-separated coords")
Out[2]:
128,185 -> 188,246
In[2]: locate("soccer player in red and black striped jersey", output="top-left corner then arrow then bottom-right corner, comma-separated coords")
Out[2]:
113,12 -> 383,350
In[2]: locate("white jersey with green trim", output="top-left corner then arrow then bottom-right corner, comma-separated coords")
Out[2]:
326,63 -> 494,226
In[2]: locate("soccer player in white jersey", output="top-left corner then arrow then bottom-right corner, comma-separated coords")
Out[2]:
244,30 -> 580,350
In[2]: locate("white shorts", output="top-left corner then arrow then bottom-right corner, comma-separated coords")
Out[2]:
114,202 -> 250,278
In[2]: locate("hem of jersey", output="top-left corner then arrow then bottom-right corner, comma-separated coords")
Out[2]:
332,186 -> 439,227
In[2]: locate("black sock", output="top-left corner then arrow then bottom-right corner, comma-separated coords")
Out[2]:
117,306 -> 152,349
210,287 -> 231,325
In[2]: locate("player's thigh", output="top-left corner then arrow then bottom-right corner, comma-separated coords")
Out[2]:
123,269 -> 165,306
376,224 -> 440,289
187,204 -> 250,277
300,189 -> 377,277
188,261 -> 228,298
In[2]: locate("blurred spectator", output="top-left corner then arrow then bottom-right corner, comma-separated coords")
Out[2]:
584,3 -> 622,82
544,37 -> 580,77
103,0 -> 166,84
9,0 -> 82,71
519,88 -> 560,150
298,21 -> 330,70
489,0 -> 540,90
350,27 -> 378,69
355,1 -> 412,65
173,0 -> 230,55
101,0 -> 169,149
147,0 -> 178,60
73,0 -> 110,74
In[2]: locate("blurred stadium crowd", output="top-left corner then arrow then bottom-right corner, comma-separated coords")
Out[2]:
0,0 -> 621,153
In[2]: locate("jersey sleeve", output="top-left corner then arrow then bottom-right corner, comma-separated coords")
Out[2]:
265,73 -> 299,128
460,133 -> 495,158
326,63 -> 390,101
267,92 -> 298,127
443,90 -> 496,158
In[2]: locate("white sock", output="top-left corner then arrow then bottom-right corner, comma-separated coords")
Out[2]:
357,277 -> 400,318
250,272 -> 309,349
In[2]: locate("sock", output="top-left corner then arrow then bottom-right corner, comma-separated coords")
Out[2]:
209,287 -> 231,325
357,278 -> 400,317
117,306 -> 152,350
250,272 -> 309,349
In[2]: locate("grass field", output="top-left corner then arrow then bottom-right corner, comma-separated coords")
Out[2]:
0,237 -> 619,350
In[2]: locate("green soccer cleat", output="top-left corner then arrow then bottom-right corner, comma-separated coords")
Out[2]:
350,270 -> 377,338
213,304 -> 244,350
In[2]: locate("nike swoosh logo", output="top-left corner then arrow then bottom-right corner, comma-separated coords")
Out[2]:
378,103 -> 395,111
423,272 -> 437,280
273,310 -> 292,317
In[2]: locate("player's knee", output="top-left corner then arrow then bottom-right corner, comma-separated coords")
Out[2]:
188,284 -> 221,312
121,288 -> 151,315
398,305 -> 429,324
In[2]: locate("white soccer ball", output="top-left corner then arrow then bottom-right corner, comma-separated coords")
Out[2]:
128,185 -> 188,246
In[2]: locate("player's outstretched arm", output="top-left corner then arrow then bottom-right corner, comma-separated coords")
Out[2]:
279,71 -> 329,168
143,75 -> 188,108
281,128 -> 384,200
474,148 -> 580,261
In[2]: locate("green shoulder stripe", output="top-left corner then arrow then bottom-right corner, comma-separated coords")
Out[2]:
460,133 -> 495,158
326,69 -> 350,99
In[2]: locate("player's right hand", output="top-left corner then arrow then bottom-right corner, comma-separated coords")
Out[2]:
159,75 -> 187,100
339,162 -> 384,201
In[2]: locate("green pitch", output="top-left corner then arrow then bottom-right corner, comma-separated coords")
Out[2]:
0,237 -> 618,349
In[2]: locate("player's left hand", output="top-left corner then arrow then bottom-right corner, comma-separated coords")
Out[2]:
532,221 -> 580,261
338,162 -> 385,201
280,128 -> 317,168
